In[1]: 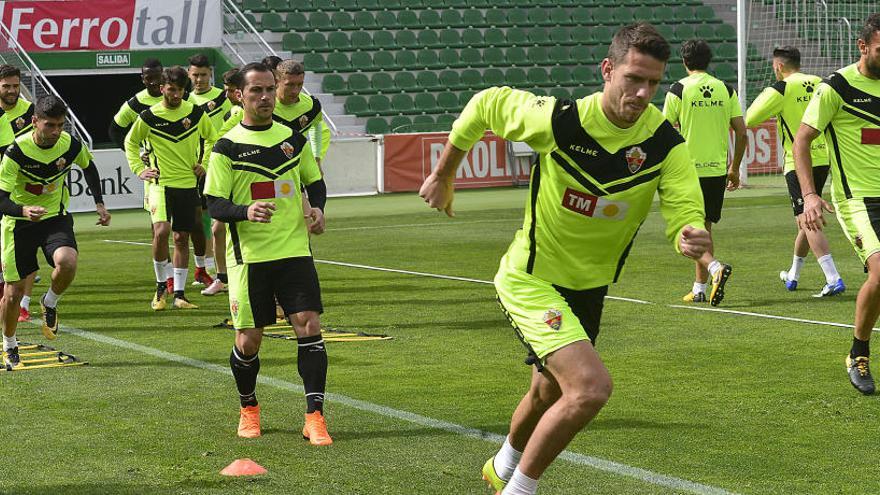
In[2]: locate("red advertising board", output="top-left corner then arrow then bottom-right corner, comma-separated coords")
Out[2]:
736,119 -> 782,175
383,132 -> 529,192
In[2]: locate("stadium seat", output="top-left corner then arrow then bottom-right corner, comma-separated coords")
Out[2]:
506,46 -> 528,66
572,66 -> 598,84
716,43 -> 737,60
344,95 -> 368,115
569,26 -> 592,45
412,115 -> 436,132
462,9 -> 484,27
485,28 -> 506,47
303,32 -> 327,52
460,47 -> 482,67
328,31 -> 351,51
331,12 -> 354,30
373,31 -> 395,49
441,10 -> 465,28
506,68 -> 528,87
527,27 -> 550,46
437,92 -> 459,112
376,10 -> 397,27
326,52 -> 351,72
400,0 -> 423,8
394,72 -> 417,91
549,9 -> 570,26
528,46 -> 549,66
570,7 -> 591,26
550,66 -> 572,85
347,73 -> 370,93
715,63 -> 736,81
398,10 -> 420,29
368,95 -> 392,115
507,28 -> 528,47
374,51 -> 396,71
632,6 -> 653,23
418,30 -> 442,49
436,113 -> 458,130
695,24 -> 715,40
266,0 -> 288,9
389,115 -> 413,132
414,92 -> 438,113
694,6 -> 716,22
353,11 -> 377,29
667,63 -> 687,81
322,74 -> 345,93
420,10 -> 443,28
416,71 -> 442,91
592,7 -> 613,25
550,28 -> 571,45
459,90 -> 476,105
391,93 -> 415,113
483,68 -> 505,86
259,12 -> 284,31
302,52 -> 326,72
438,48 -> 460,69
653,10 -> 674,24
548,45 -> 570,65
715,23 -> 736,40
350,52 -> 374,71
673,6 -> 693,22
485,9 -> 508,27
462,28 -> 483,47
351,31 -> 373,49
592,25 -> 614,44
357,0 -> 380,8
439,70 -> 461,89
418,50 -> 442,69
395,30 -> 418,49
335,0 -> 357,9
371,73 -> 394,93
549,87 -> 570,100
572,86 -> 593,99
309,12 -> 331,30
460,69 -> 482,89
508,8 -> 529,26
484,47 -> 505,66
612,7 -> 635,25
242,0 -> 265,11
396,50 -> 419,70
466,0 -> 488,7
527,67 -> 550,87
282,33 -> 304,52
366,117 -> 389,134
440,29 -> 463,48
675,24 -> 696,42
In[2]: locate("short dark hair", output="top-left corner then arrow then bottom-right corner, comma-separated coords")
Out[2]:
238,62 -> 273,89
34,95 -> 67,119
0,64 -> 21,81
276,59 -> 304,76
680,39 -> 712,71
161,66 -> 190,88
261,55 -> 282,70
223,68 -> 243,87
188,53 -> 210,68
607,23 -> 671,64
859,13 -> 880,43
142,58 -> 162,72
772,45 -> 801,69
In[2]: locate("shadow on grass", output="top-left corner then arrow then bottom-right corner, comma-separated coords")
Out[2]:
10,479 -> 247,495
589,417 -> 708,431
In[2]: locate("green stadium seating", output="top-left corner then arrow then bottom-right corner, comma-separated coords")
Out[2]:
412,115 -> 436,132
695,23 -> 715,40
441,10 -> 465,28
439,70 -> 461,89
400,0 -> 423,7
549,9 -> 570,26
326,52 -> 351,71
368,95 -> 391,115
461,28 -> 482,46
716,43 -> 737,60
484,28 -> 506,47
485,9 -> 508,27
414,93 -> 438,112
389,115 -> 413,132
507,27 -> 528,47
527,67 -> 550,86
572,66 -> 598,84
328,31 -> 350,51
420,10 -> 443,28
436,114 -> 458,130
440,29 -> 462,47
460,48 -> 482,67
302,52 -> 326,71
366,117 -> 389,134
396,50 -> 418,69
508,8 -> 529,26
483,68 -> 504,86
506,68 -> 528,87
350,51 -> 374,71
459,90 -> 476,105
527,27 -> 550,46
592,8 -> 613,25
571,7 -> 591,26
506,47 -> 528,66
653,10 -> 674,23
416,72 -> 442,91
675,24 -> 696,42
437,92 -> 459,112
694,6 -> 717,22
484,47 -> 505,66
529,9 -> 551,26
418,49 -> 442,69
347,73 -> 370,93
550,66 -> 572,85
548,45 -> 570,65
282,33 -> 304,52
438,48 -> 460,69
372,72 -> 394,92
335,0 -> 357,9
322,74 -> 345,93
373,30 -> 395,49
463,9 -> 484,27
673,6 -> 693,22
373,51 -> 395,70
391,94 -> 414,113
715,23 -> 736,40
345,95 -> 368,115
357,0 -> 379,8
353,11 -> 377,29
398,10 -> 419,28
376,11 -> 397,27
418,30 -> 442,48
242,0 -> 264,11
528,46 -> 548,66
632,6 -> 653,23
549,87 -> 570,100
394,72 -> 417,91
331,12 -> 354,30
260,12 -> 284,31
395,30 -> 417,49
304,32 -> 327,52
612,7 -> 634,24
569,26 -> 591,45
266,0 -> 288,9
309,12 -> 331,30
550,28 -> 571,45
466,0 -> 487,7
715,63 -> 736,81
572,86 -> 593,99
460,69 -> 482,89
351,31 -> 373,49
667,63 -> 687,81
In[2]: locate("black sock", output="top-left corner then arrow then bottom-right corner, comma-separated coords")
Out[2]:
297,335 -> 327,413
174,290 -> 184,299
230,347 -> 260,407
852,337 -> 871,359
156,281 -> 166,295
218,272 -> 228,284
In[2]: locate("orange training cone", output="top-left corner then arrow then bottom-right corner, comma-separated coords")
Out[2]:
220,458 -> 267,476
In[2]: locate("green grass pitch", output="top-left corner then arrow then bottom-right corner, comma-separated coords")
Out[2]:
2,182 -> 878,494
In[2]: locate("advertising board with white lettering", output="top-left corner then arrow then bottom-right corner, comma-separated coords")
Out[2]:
0,0 -> 221,52
67,149 -> 144,213
383,132 -> 528,192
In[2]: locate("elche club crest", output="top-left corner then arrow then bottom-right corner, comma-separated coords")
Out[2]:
207,100 -> 216,111
543,309 -> 563,330
280,141 -> 294,159
14,116 -> 24,129
182,117 -> 192,130
625,146 -> 646,174
230,298 -> 240,317
55,157 -> 67,171
298,115 -> 309,129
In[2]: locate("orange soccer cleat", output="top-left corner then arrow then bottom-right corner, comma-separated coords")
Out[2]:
302,411 -> 332,446
237,405 -> 261,438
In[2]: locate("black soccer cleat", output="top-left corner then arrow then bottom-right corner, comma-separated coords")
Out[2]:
3,346 -> 21,370
40,295 -> 58,340
709,264 -> 732,307
846,355 -> 875,395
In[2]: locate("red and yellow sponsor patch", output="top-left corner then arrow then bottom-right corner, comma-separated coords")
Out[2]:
250,180 -> 296,200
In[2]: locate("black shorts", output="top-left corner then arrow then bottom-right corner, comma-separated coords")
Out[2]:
700,175 -> 727,224
785,166 -> 830,216
2,214 -> 77,281
552,284 -> 608,345
229,256 -> 323,330
151,185 -> 199,233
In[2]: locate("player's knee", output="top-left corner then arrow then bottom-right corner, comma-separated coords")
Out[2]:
56,254 -> 77,274
567,376 -> 612,416
172,232 -> 189,247
291,312 -> 321,336
529,385 -> 561,412
2,282 -> 24,304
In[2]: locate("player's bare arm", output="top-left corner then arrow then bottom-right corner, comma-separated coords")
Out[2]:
793,123 -> 832,231
727,116 -> 747,190
95,203 -> 111,226
679,225 -> 713,259
419,142 -> 468,217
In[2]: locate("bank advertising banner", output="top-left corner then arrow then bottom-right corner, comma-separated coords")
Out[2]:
67,150 -> 144,213
383,132 -> 528,192
0,0 -> 221,53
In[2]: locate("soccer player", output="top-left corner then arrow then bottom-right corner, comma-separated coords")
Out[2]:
201,67 -> 245,297
0,95 -> 110,370
0,64 -> 38,322
204,62 -> 331,444
420,24 -> 711,495
273,60 -> 331,172
260,55 -> 282,72
746,46 -> 844,296
663,39 -> 744,306
796,13 -> 880,395
125,66 -> 218,311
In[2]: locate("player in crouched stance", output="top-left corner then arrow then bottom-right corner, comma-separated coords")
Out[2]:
204,62 -> 331,444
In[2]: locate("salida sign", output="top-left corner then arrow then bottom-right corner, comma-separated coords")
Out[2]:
0,0 -> 221,52
383,132 -> 528,192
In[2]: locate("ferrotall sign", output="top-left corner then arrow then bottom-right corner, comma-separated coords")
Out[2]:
0,0 -> 221,52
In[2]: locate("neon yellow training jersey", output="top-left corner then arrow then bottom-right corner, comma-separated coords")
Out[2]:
663,72 -> 743,177
745,72 -> 828,172
189,86 -> 233,131
802,63 -> 880,200
124,100 -> 218,189
6,97 -> 33,138
205,122 -> 322,266
273,93 -> 329,159
113,89 -> 162,129
0,131 -> 93,220
450,87 -> 705,290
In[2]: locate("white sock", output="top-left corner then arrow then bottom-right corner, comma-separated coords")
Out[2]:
787,255 -> 806,281
494,436 -> 523,481
205,256 -> 216,272
818,254 -> 841,285
3,334 -> 16,351
153,260 -> 169,283
173,268 -> 188,294
692,282 -> 707,295
707,260 -> 722,277
165,262 -> 175,281
194,255 -> 206,268
43,287 -> 60,308
20,295 -> 30,310
502,468 -> 538,495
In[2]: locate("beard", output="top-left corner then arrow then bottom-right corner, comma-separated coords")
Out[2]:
864,57 -> 880,79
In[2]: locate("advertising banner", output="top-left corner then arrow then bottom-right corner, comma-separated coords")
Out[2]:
0,0 -> 221,52
67,149 -> 144,213
383,132 -> 528,192
737,119 -> 782,175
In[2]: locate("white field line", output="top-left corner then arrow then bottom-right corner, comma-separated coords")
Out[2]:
53,323 -> 736,495
668,304 -> 880,333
